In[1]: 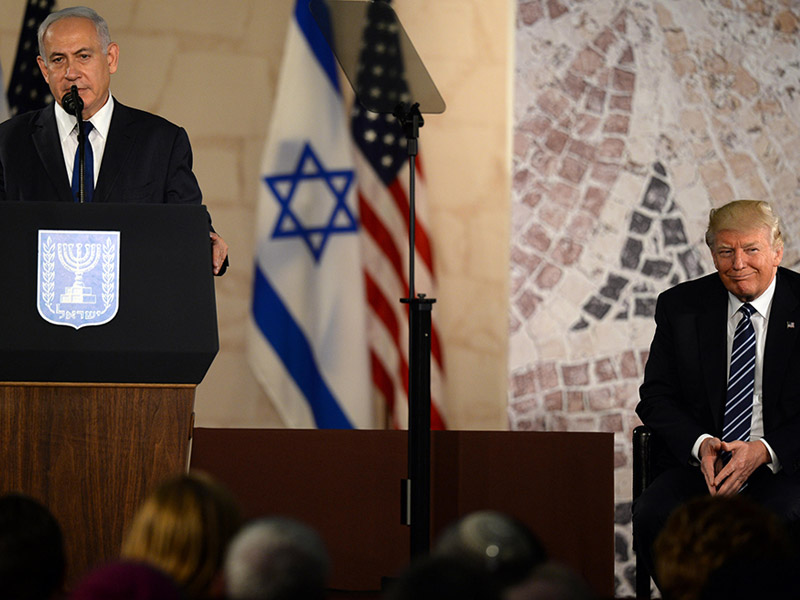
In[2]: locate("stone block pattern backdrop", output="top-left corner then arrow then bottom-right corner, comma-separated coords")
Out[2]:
511,0 -> 800,595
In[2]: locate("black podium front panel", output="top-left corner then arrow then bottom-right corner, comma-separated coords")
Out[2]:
0,202 -> 219,384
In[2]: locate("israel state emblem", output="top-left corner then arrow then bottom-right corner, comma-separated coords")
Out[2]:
37,230 -> 120,329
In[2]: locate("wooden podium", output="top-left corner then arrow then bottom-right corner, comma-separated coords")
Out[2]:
0,202 -> 219,585
0,383 -> 195,583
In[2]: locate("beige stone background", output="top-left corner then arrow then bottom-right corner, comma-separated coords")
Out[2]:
0,0 -> 513,432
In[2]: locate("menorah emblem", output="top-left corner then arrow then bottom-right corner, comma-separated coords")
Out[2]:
38,230 -> 120,330
57,242 -> 102,304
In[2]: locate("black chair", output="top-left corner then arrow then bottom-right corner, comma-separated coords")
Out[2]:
632,425 -> 654,599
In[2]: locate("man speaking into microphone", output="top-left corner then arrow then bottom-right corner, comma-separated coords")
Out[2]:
0,5 -> 229,275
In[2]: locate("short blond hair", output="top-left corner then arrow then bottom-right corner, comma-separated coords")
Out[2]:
705,199 -> 783,250
120,471 -> 241,599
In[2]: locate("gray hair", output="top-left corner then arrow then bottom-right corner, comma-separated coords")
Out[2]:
37,6 -> 112,62
224,517 -> 329,600
433,510 -> 547,590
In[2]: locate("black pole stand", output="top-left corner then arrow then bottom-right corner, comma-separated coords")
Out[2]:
395,102 -> 435,558
77,112 -> 87,204
306,0 -> 446,566
64,85 -> 87,203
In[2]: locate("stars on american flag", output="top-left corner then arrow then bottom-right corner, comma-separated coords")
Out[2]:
353,108 -> 408,182
7,0 -> 54,116
349,0 -> 414,184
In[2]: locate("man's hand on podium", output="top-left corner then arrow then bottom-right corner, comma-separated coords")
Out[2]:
210,232 -> 229,276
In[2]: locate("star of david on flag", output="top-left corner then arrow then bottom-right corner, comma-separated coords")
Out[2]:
265,142 -> 358,262
247,0 -> 374,429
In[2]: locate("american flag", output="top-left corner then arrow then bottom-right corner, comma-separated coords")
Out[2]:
7,0 -> 54,116
350,0 -> 446,429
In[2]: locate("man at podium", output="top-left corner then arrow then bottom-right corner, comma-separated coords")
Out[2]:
0,6 -> 229,276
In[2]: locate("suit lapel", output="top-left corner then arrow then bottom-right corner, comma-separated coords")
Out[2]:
764,269 -> 800,422
94,100 -> 136,203
697,276 -> 729,431
31,105 -> 73,202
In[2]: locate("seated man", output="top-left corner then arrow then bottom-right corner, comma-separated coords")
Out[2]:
633,199 -> 800,588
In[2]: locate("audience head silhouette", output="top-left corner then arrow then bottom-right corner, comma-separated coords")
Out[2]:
70,561 -> 181,600
386,554 -> 501,600
225,516 -> 329,600
0,493 -> 65,600
505,562 -> 595,600
433,510 -> 547,590
120,471 -> 241,599
655,495 -> 797,600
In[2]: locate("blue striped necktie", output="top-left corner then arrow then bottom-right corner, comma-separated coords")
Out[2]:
722,303 -> 756,445
71,121 -> 94,203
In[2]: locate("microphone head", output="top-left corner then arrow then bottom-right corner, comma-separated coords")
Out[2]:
61,86 -> 84,116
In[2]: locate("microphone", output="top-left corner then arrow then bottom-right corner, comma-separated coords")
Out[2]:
63,85 -> 88,202
61,85 -> 84,117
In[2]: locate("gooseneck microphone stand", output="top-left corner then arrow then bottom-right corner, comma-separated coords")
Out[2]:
62,85 -> 87,203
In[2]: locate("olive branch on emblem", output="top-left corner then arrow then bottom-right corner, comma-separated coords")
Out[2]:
41,237 -> 56,308
101,237 -> 116,310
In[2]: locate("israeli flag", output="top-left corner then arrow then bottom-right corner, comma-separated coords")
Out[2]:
247,0 -> 373,428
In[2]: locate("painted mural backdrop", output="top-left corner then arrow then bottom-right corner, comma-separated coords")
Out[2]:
511,0 -> 800,594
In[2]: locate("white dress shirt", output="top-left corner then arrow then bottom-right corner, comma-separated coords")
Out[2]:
54,94 -> 114,187
692,274 -> 781,472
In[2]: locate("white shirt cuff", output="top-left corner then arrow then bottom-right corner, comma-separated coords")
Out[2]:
691,434 -> 713,465
759,438 -> 781,473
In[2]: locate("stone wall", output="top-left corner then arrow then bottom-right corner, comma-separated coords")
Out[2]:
511,0 -> 800,595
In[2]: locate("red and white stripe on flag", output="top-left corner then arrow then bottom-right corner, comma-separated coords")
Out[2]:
354,149 -> 446,430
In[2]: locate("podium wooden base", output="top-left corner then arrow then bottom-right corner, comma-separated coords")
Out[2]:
191,429 -> 614,598
0,382 -> 195,586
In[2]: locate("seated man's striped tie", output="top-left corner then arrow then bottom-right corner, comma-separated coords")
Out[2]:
721,302 -> 756,489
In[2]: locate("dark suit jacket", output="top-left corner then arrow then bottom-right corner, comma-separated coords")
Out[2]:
637,267 -> 800,477
0,100 -> 227,274
0,100 -> 202,205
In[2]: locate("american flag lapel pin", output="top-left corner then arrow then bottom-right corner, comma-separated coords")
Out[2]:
788,321 -> 796,329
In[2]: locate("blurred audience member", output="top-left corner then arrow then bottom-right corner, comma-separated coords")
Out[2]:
433,510 -> 547,591
385,554 -> 501,600
505,562 -> 594,600
70,561 -> 181,600
224,516 -> 329,600
654,495 -> 798,600
0,493 -> 65,600
700,553 -> 800,600
120,471 -> 241,599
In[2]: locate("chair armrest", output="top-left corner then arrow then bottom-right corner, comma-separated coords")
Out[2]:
632,425 -> 652,500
